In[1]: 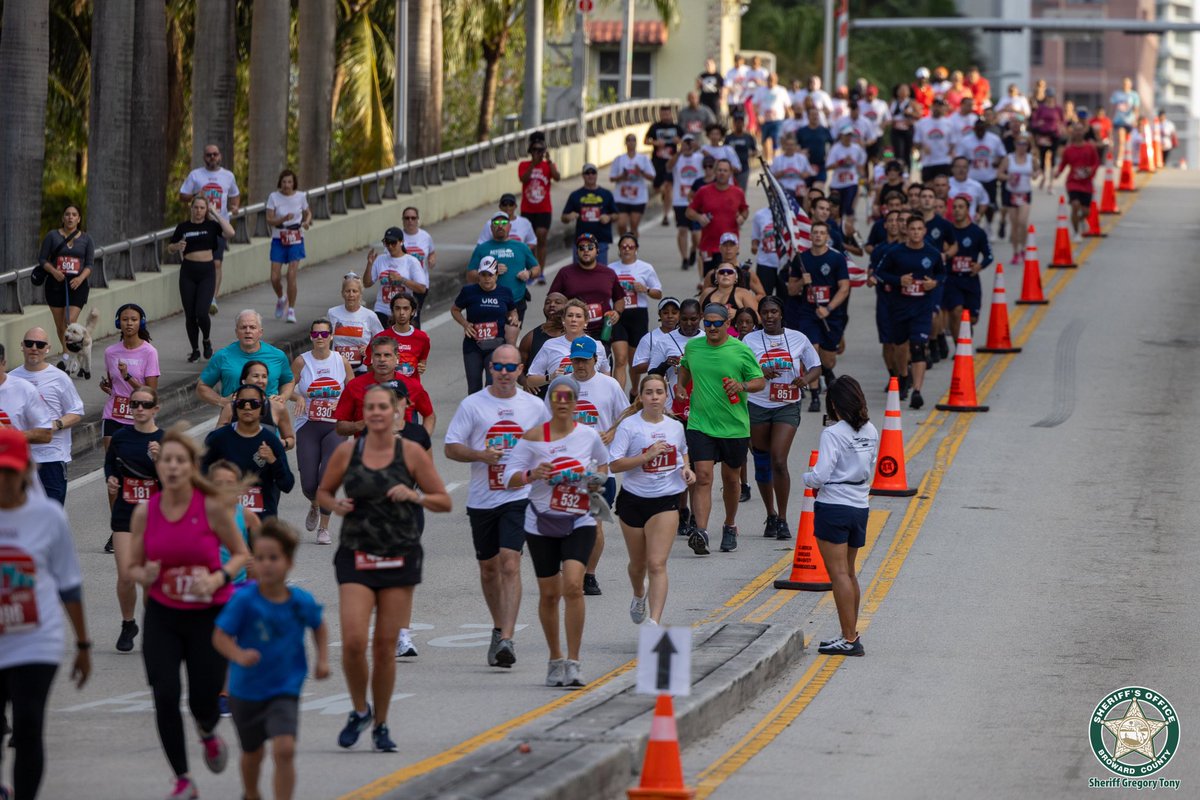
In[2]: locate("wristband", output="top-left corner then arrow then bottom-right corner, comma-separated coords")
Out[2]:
77,640 -> 92,650
524,469 -> 532,484
220,568 -> 232,586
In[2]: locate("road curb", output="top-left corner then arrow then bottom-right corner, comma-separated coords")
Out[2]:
386,621 -> 804,799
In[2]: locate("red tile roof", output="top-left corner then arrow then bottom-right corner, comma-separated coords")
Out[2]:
586,20 -> 668,46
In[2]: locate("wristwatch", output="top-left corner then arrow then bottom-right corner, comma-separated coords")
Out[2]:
53,419 -> 63,431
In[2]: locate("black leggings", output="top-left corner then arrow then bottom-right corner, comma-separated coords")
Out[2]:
462,342 -> 497,395
179,260 -> 215,350
890,128 -> 914,170
143,599 -> 226,778
0,662 -> 57,800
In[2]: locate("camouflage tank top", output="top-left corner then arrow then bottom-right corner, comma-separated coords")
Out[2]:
340,437 -> 421,557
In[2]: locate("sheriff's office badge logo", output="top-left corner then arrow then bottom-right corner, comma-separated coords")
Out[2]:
1088,687 -> 1180,790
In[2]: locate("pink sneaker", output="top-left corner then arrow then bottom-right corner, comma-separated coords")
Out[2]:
201,732 -> 228,773
165,776 -> 198,799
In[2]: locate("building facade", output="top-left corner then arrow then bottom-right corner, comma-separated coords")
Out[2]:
1156,0 -> 1198,164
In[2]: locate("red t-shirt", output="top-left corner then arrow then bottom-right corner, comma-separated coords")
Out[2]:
363,327 -> 430,383
965,77 -> 990,113
688,183 -> 749,253
1059,144 -> 1100,193
519,160 -> 554,214
547,263 -> 625,335
333,370 -> 434,426
912,85 -> 934,116
1090,116 -> 1113,143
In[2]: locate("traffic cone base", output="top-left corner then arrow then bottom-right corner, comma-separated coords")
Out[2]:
868,378 -> 918,497
936,312 -> 990,413
1015,298 -> 1049,306
775,450 -> 832,592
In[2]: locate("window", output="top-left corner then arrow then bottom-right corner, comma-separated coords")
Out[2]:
598,50 -> 653,100
1064,36 -> 1104,69
1032,31 -> 1044,67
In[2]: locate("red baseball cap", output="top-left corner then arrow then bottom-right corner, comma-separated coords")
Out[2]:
0,428 -> 30,472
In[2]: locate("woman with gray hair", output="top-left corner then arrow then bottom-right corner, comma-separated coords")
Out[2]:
327,272 -> 383,374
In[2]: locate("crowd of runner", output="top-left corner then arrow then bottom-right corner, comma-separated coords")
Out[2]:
0,58 -> 1150,800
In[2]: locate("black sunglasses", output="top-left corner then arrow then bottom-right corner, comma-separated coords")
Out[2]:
717,269 -> 737,276
578,244 -> 597,252
403,215 -> 418,221
129,399 -> 156,410
490,363 -> 520,372
383,239 -> 400,246
22,340 -> 48,349
235,398 -> 263,410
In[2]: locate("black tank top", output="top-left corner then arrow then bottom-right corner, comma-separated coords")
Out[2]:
340,438 -> 420,556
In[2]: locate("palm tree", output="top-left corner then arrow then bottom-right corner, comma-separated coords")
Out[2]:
0,0 -> 50,272
406,0 -> 436,158
299,0 -> 336,187
86,0 -> 135,251
129,0 -> 169,251
333,0 -> 395,174
248,0 -> 291,204
192,0 -> 237,169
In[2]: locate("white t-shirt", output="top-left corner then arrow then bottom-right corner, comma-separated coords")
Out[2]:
803,419 -> 879,508
611,259 -> 662,310
327,304 -> 384,371
956,132 -> 1006,183
8,366 -> 83,464
700,144 -> 742,174
0,494 -> 82,670
179,167 -> 240,220
830,98 -> 850,125
860,98 -> 891,129
569,373 -> 629,433
752,207 -> 780,268
477,215 -> 538,247
847,116 -> 879,145
402,228 -> 436,285
743,328 -> 821,410
648,329 -> 703,396
609,153 -> 656,206
632,327 -> 673,368
994,95 -> 1031,123
0,376 -> 53,450
947,176 -> 990,220
724,66 -> 749,104
609,413 -> 689,498
948,112 -> 978,140
369,253 -> 426,315
528,335 -> 611,379
754,86 -> 792,122
503,425 -> 610,532
826,142 -> 866,189
771,153 -> 813,195
914,117 -> 957,167
672,153 -> 706,207
265,191 -> 308,239
445,388 -> 549,510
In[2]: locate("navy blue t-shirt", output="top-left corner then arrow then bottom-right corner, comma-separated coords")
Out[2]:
865,219 -> 888,250
789,248 -> 850,318
202,424 -> 295,518
453,284 -> 516,351
923,214 -> 956,254
796,126 -> 834,167
876,243 -> 944,317
948,223 -> 993,285
563,187 -> 618,243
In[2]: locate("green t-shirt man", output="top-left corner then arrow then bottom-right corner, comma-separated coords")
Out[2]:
468,238 -> 539,300
680,334 -> 764,439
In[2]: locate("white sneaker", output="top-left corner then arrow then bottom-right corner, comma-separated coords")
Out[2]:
275,297 -> 287,319
316,527 -> 331,546
629,595 -> 648,625
1072,229 -> 1083,244
546,658 -> 567,687
286,308 -> 297,324
209,300 -> 219,316
395,630 -> 417,658
563,659 -> 586,688
305,504 -> 320,531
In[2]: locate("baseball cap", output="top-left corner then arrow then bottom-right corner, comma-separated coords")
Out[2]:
720,233 -> 739,246
491,212 -> 511,223
681,133 -> 696,142
582,163 -> 598,173
570,337 -> 598,360
915,67 -> 930,80
499,193 -> 518,205
576,233 -> 598,246
0,429 -> 29,472
383,226 -> 403,242
658,296 -> 681,311
477,256 -> 499,274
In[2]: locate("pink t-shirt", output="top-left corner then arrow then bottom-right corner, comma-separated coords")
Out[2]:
103,341 -> 161,425
145,489 -> 232,610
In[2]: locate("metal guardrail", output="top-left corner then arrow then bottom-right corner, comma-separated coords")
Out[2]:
1,99 -> 677,315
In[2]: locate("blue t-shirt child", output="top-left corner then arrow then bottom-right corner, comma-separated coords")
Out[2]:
215,584 -> 324,701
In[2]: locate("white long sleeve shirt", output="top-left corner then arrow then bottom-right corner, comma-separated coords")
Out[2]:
803,420 -> 879,508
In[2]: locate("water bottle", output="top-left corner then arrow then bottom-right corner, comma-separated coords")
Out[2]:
725,376 -> 741,404
600,315 -> 614,343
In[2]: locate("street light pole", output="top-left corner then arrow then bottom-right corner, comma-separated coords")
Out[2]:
822,0 -> 834,91
618,0 -> 634,101
522,0 -> 544,128
394,0 -> 409,163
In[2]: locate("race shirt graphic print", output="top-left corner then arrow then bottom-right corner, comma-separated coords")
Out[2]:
485,420 -> 526,490
201,182 -> 225,214
0,546 -> 38,633
573,399 -> 601,428
760,347 -> 802,402
306,376 -> 343,422
547,457 -> 589,514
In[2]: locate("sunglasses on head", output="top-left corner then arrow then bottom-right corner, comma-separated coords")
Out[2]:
703,319 -> 726,328
22,340 -> 48,349
129,399 -> 156,410
310,330 -> 331,339
235,398 -> 263,410
490,362 -> 520,373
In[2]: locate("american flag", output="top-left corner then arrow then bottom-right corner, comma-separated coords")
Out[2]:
758,160 -> 811,260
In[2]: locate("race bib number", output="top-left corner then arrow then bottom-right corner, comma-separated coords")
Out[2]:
619,183 -> 640,200
581,206 -> 602,222
550,483 -> 589,515
112,394 -> 134,422
279,228 -> 303,246
0,548 -> 39,634
902,282 -> 926,297
487,464 -> 507,491
769,383 -> 800,402
620,276 -> 638,308
806,285 -> 831,305
122,477 -> 156,504
475,321 -> 499,340
57,256 -> 81,276
1010,192 -> 1029,208
309,398 -> 336,421
335,344 -> 365,365
239,487 -> 264,513
836,169 -> 857,186
380,272 -> 402,304
586,303 -> 604,323
641,444 -> 677,474
355,551 -> 406,570
160,566 -> 210,604
952,256 -> 974,274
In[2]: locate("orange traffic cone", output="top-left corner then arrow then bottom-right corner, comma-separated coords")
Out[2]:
627,695 -> 695,800
1138,123 -> 1154,173
1015,231 -> 1048,306
1049,196 -> 1076,268
1083,200 -> 1106,238
977,263 -> 1021,354
1154,120 -> 1165,169
1099,153 -> 1120,213
869,379 -> 917,497
936,312 -> 989,413
774,450 -> 833,591
1118,142 -> 1138,191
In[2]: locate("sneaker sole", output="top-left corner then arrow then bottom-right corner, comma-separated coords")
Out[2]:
494,648 -> 515,668
687,533 -> 709,555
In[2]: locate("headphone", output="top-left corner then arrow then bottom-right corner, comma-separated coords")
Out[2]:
114,303 -> 148,331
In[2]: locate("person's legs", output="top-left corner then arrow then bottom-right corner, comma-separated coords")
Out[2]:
272,735 -> 297,800
270,262 -> 284,303
180,267 -> 201,351
295,422 -> 324,509
143,602 -> 191,777
846,545 -> 862,622
213,258 -> 224,305
48,305 -> 67,353
2,663 -> 57,800
338,584 -> 377,714
496,548 -> 522,639
584,524 -> 604,580
371,586 -> 413,724
749,424 -> 776,518
621,520 -> 646,599
629,210 -> 643,238
611,340 -> 630,390
536,573 -> 564,659
690,460 -> 714,530
112,531 -> 138,622
643,511 -> 676,623
182,607 -> 226,739
534,227 -> 549,270
560,559 -> 587,661
719,461 -> 741,527
240,746 -> 265,800
316,426 -> 343,527
36,462 -> 66,505
817,538 -> 857,639
769,421 -> 798,526
286,261 -> 299,307
463,348 -> 486,395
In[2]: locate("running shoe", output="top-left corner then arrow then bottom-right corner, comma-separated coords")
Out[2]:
677,510 -> 691,537
687,250 -> 696,267
546,659 -> 567,687
116,619 -> 139,653
809,391 -> 821,413
819,632 -> 860,648
909,389 -> 924,410
774,517 -> 792,540
217,693 -> 231,718
495,638 -> 516,668
763,514 -> 780,537
938,333 -> 950,361
275,297 -> 286,319
680,258 -> 689,271
629,595 -> 648,624
104,535 -> 114,554
164,777 -> 198,800
337,706 -> 373,748
563,659 -> 586,688
372,724 -> 398,752
286,308 -> 297,324
202,340 -> 213,359
209,301 -> 219,316
817,635 -> 865,656
488,628 -> 502,667
719,525 -> 738,552
187,350 -> 201,363
898,376 -> 910,401
739,482 -> 751,502
583,574 -> 602,596
998,219 -> 1007,239
395,631 -> 418,658
200,732 -> 228,773
1072,228 -> 1083,244
305,504 -> 320,531
316,527 -> 331,546
687,528 -> 710,556
661,216 -> 670,227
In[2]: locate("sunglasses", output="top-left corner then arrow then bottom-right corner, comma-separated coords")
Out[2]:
491,219 -> 511,226
22,340 -> 48,349
402,215 -> 419,221
344,271 -> 360,280
578,244 -> 597,252
490,362 -> 520,373
717,269 -> 737,276
530,147 -> 546,153
551,391 -> 575,402
204,153 -> 220,158
310,330 -> 331,339
129,399 -> 156,410
619,243 -> 637,250
703,319 -> 726,328
583,170 -> 598,175
383,239 -> 400,246
235,398 -> 263,410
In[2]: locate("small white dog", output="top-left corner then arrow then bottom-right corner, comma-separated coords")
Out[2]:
61,308 -> 100,380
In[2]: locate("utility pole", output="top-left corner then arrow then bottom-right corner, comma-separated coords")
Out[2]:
618,0 -> 634,101
572,8 -> 588,135
522,0 -> 544,128
822,0 -> 834,91
393,0 -> 408,162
